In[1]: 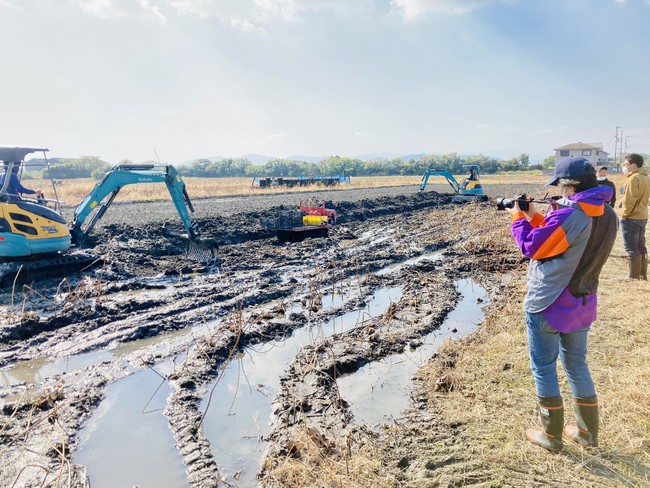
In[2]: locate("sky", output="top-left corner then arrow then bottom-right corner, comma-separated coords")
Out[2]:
1,0 -> 649,164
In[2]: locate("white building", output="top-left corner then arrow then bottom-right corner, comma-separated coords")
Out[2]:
554,142 -> 609,166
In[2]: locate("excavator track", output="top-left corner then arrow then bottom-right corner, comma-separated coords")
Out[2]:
0,252 -> 101,289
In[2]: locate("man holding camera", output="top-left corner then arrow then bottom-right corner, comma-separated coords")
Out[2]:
507,157 -> 618,452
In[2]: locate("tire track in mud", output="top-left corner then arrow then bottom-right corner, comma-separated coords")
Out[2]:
0,187 -> 521,488
263,267 -> 459,461
160,213 -> 473,485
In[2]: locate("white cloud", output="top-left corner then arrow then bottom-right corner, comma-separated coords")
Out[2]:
230,17 -> 266,34
168,0 -> 219,18
79,0 -> 167,22
75,0 -> 375,29
79,0 -> 127,19
138,0 -> 167,23
0,0 -> 20,9
254,0 -> 304,22
169,0 -> 370,23
390,0 -> 508,21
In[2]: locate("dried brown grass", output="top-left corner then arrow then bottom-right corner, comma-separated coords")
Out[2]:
417,207 -> 650,486
30,172 -> 628,207
30,176 -> 425,207
263,429 -> 397,488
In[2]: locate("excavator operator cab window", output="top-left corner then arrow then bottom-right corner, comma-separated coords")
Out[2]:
461,167 -> 480,190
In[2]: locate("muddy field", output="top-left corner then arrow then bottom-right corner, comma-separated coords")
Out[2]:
0,183 -> 533,487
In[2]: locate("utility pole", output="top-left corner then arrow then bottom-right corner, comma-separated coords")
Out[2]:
613,126 -> 624,169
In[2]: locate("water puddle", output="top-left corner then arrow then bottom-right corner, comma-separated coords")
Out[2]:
0,350 -> 113,389
201,286 -> 403,486
336,278 -> 488,425
375,251 -> 443,276
74,360 -> 188,488
0,328 -> 190,404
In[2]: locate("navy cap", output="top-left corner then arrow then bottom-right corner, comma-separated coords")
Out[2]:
545,157 -> 596,187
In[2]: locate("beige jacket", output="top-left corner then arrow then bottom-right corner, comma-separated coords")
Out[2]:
621,166 -> 650,220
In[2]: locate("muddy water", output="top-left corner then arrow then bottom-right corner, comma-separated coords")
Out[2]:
0,327 -> 190,405
5,260 -> 479,486
74,360 -> 189,488
375,251 -> 443,276
337,278 -> 488,425
64,287 -> 402,488
201,286 -> 404,486
0,350 -> 112,390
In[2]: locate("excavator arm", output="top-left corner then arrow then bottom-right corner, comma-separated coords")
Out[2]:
70,164 -> 199,245
419,169 -> 461,193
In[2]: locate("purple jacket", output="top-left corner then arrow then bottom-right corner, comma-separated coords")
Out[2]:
511,186 -> 618,332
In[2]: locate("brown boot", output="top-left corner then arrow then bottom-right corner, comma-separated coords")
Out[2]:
641,255 -> 647,281
526,396 -> 564,452
564,396 -> 599,447
620,255 -> 642,280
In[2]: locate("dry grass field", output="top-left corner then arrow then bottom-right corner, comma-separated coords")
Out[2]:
31,175 -> 427,206
31,171 -> 629,208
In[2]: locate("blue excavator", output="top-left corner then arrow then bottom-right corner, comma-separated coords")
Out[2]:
0,147 -> 213,286
418,165 -> 488,203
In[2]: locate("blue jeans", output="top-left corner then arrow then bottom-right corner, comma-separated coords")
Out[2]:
621,218 -> 647,256
526,311 -> 595,398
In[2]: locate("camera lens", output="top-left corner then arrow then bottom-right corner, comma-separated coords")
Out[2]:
496,198 -> 514,211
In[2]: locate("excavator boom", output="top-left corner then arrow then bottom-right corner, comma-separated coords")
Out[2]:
70,164 -> 199,244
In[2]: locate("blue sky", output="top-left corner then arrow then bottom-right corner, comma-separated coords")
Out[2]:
1,0 -> 649,163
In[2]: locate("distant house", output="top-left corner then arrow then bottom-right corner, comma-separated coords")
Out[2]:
554,142 -> 608,166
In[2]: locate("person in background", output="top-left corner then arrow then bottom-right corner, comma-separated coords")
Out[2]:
507,157 -> 618,452
620,153 -> 649,280
461,166 -> 480,190
596,166 -> 616,207
0,162 -> 43,201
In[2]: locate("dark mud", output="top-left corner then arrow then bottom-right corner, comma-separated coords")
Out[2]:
0,184 -> 525,487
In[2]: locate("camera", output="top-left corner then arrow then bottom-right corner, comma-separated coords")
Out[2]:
496,194 -> 530,211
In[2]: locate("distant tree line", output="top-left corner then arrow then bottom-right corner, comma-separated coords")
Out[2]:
24,152 -> 550,180
181,152 -> 538,178
25,156 -> 112,180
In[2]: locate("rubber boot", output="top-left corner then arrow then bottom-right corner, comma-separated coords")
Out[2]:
564,396 -> 599,447
641,255 -> 647,281
526,396 -> 564,452
620,255 -> 641,280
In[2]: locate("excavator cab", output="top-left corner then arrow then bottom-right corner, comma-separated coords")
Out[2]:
0,147 -> 71,257
459,165 -> 482,191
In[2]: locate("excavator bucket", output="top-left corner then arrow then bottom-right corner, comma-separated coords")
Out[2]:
185,238 -> 219,265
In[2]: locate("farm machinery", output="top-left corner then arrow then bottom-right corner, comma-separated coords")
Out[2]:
260,198 -> 336,242
418,165 -> 489,203
252,174 -> 350,189
0,147 -> 214,287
